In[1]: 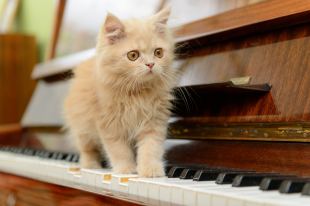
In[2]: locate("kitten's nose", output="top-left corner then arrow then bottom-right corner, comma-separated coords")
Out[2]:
145,63 -> 155,69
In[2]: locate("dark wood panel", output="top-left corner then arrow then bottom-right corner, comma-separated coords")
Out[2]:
0,172 -> 142,206
166,139 -> 310,176
176,22 -> 310,123
0,34 -> 37,124
175,0 -> 310,45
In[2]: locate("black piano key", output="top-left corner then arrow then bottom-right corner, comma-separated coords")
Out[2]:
15,148 -> 24,154
50,152 -> 65,160
34,150 -> 46,157
10,147 -> 18,153
23,148 -> 35,156
180,169 -> 199,179
2,146 -> 9,152
302,182 -> 310,196
167,167 -> 187,178
71,154 -> 80,162
216,171 -> 257,184
64,153 -> 75,162
232,173 -> 279,187
11,147 -> 18,153
279,179 -> 310,194
165,165 -> 173,175
41,151 -> 53,159
193,169 -> 223,181
260,176 -> 296,191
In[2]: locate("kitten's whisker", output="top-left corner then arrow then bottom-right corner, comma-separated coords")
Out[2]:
160,71 -> 176,88
181,86 -> 197,111
175,87 -> 191,113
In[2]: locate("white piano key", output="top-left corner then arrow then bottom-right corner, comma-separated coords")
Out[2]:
194,186 -> 257,206
80,168 -> 95,189
80,168 -> 113,193
128,178 -> 140,201
214,187 -> 304,206
192,185 -> 310,206
128,177 -> 176,204
111,174 -> 138,196
147,177 -> 180,205
100,170 -> 115,192
137,179 -> 150,203
181,183 -> 234,206
171,181 -> 219,205
139,178 -> 220,205
181,184 -> 258,206
239,190 -> 310,206
92,169 -> 111,193
47,161 -> 73,185
183,187 -> 197,206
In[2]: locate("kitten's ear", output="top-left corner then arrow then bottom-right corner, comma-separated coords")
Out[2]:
153,6 -> 171,33
103,13 -> 125,44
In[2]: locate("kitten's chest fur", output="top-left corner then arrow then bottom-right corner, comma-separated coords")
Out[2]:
96,84 -> 172,138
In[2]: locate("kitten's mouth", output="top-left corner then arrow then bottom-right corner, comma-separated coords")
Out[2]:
145,70 -> 153,75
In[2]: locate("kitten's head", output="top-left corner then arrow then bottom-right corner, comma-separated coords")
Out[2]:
96,7 -> 175,91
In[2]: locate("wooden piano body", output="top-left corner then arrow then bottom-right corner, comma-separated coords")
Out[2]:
1,0 -> 310,205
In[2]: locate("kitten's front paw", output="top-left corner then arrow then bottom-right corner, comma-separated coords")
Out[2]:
113,163 -> 136,174
137,162 -> 165,177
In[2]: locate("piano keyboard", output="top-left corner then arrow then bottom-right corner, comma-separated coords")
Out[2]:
1,146 -> 310,206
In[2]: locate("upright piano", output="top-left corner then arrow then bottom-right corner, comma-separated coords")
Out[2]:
1,0 -> 310,205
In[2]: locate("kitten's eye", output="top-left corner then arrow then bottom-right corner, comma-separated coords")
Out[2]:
154,48 -> 163,58
127,50 -> 140,61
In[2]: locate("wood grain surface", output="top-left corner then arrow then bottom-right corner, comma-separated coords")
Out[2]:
0,34 -> 37,124
175,0 -> 310,44
176,22 -> 310,123
166,139 -> 310,176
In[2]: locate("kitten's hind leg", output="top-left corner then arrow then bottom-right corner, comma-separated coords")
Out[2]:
76,133 -> 102,169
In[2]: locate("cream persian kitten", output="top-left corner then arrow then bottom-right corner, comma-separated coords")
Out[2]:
63,8 -> 176,177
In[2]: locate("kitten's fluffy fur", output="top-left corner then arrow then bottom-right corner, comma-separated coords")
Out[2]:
63,8 -> 176,177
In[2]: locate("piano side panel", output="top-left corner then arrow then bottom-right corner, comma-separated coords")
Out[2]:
177,22 -> 310,122
0,34 -> 37,124
0,172 -> 142,206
